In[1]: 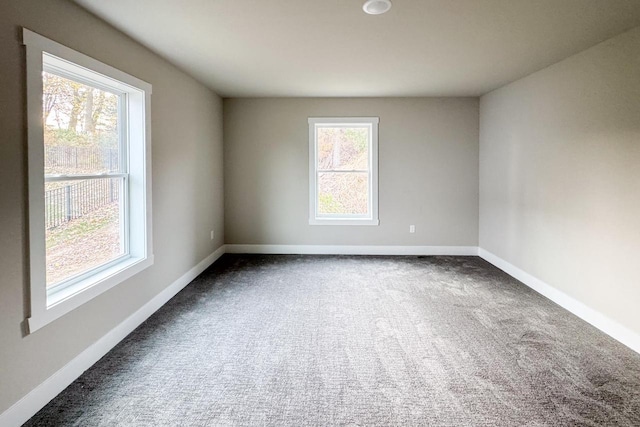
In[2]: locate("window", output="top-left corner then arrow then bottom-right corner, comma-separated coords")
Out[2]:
24,29 -> 153,333
308,117 -> 379,225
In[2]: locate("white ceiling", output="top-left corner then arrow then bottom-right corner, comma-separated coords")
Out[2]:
73,0 -> 640,97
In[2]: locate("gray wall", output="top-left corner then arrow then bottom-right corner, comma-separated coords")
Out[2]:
479,27 -> 640,335
224,98 -> 479,246
0,0 -> 224,413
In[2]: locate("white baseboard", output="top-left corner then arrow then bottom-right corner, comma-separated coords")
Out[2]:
0,245 -> 226,427
478,248 -> 640,355
225,244 -> 479,256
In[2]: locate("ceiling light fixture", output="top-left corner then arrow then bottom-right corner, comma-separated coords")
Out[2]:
363,0 -> 392,15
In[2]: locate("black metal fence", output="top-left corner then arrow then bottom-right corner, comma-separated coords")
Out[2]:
45,178 -> 120,230
45,146 -> 118,172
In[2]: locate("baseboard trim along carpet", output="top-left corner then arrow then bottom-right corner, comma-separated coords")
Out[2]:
225,244 -> 480,256
478,248 -> 640,355
0,246 -> 226,427
5,244 -> 639,425
25,254 -> 640,425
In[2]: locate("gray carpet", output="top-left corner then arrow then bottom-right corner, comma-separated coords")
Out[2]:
24,255 -> 640,426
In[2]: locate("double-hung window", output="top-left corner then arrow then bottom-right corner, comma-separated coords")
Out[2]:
24,29 -> 153,332
308,117 -> 379,225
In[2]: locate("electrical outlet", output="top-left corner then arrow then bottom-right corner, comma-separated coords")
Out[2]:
210,230 -> 215,240
409,225 -> 415,233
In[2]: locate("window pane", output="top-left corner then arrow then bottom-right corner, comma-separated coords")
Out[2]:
318,172 -> 368,215
45,178 -> 124,287
317,127 -> 369,171
43,71 -> 120,175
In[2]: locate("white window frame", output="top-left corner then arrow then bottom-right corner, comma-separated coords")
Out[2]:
23,29 -> 153,333
308,117 -> 379,226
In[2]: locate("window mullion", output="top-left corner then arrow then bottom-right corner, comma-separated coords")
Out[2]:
317,169 -> 368,173
119,93 -> 129,174
45,173 -> 128,182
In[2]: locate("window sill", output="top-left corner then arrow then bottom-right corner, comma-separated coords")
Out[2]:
309,218 -> 380,226
27,255 -> 154,333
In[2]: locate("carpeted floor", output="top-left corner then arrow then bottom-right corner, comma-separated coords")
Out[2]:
24,255 -> 640,426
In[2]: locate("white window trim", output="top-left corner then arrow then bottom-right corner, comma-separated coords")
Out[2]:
308,117 -> 379,226
23,29 -> 153,333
